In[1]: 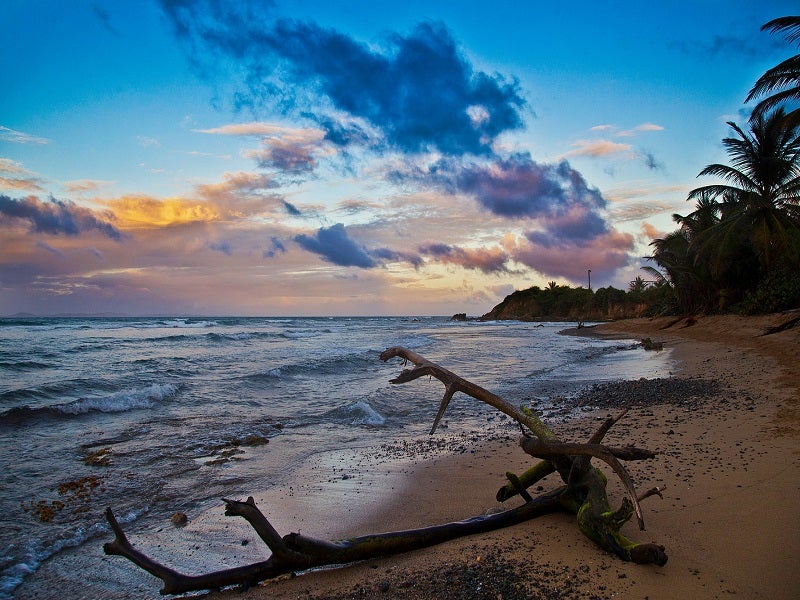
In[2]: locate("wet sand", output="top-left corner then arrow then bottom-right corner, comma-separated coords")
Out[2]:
20,313 -> 799,599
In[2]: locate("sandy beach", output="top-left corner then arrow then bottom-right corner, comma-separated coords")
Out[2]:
200,313 -> 798,600
20,313 -> 797,599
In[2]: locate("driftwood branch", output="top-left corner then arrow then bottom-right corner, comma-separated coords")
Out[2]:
103,346 -> 668,595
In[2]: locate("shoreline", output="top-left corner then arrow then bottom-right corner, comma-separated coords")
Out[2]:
216,313 -> 800,599
15,314 -> 800,599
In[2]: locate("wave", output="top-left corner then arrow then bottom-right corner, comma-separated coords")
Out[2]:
159,318 -> 218,329
244,351 -> 379,382
395,333 -> 434,350
0,383 -> 179,424
0,360 -> 52,372
0,507 -> 147,599
281,329 -> 330,339
324,400 -> 386,426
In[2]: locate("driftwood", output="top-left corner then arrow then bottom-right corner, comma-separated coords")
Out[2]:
103,347 -> 667,595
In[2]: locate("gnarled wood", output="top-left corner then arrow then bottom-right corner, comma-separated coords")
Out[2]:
103,346 -> 668,595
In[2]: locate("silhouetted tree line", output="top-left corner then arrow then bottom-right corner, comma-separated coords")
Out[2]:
644,17 -> 800,315
480,280 -> 666,321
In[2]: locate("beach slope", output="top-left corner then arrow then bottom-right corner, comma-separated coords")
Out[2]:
168,314 -> 798,599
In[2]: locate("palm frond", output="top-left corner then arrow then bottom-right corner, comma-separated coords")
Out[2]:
761,16 -> 800,44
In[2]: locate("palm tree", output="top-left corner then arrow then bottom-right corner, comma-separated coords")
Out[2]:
687,108 -> 800,276
746,16 -> 800,125
645,225 -> 716,314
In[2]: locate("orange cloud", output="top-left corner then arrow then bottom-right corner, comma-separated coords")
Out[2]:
641,222 -> 667,241
106,195 -> 220,227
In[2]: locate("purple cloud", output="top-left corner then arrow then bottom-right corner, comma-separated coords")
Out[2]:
419,243 -> 510,273
263,236 -> 286,258
294,223 -> 376,268
0,195 -> 125,240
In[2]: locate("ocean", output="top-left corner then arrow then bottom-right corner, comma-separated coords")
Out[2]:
0,316 -> 673,598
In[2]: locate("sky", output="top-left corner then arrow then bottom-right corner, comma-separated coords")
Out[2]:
1,1 -> 797,316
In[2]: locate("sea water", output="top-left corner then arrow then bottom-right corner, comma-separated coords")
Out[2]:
0,316 -> 672,597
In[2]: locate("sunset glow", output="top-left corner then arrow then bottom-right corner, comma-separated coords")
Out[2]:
1,0 -> 795,316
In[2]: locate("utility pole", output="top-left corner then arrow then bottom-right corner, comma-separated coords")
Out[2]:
587,269 -> 591,292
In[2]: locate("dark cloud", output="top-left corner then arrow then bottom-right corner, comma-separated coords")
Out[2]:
458,156 -> 604,221
370,247 -> 423,269
210,241 -> 233,255
263,236 -> 286,258
394,153 -> 611,243
641,150 -> 664,171
282,200 -> 302,216
294,223 -> 376,268
0,195 -> 125,240
160,1 -> 525,156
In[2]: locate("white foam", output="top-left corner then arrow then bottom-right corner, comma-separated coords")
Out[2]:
344,400 -> 386,426
55,383 -> 178,415
0,508 -> 146,599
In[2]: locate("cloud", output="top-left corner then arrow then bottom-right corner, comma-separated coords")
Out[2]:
641,222 -> 667,241
0,195 -> 125,240
402,153 -> 607,228
91,3 -> 120,36
200,122 -> 330,174
87,246 -> 105,259
136,136 -> 161,148
673,35 -> 779,60
195,171 -> 277,199
161,2 -> 525,156
511,229 -> 635,282
63,179 -> 115,193
419,243 -> 510,273
557,133 -> 664,170
282,200 -> 301,216
370,247 -> 423,268
560,140 -> 634,159
294,223 -> 376,268
106,194 -> 220,227
0,158 -> 46,192
615,123 -> 664,137
642,150 -> 664,171
209,240 -> 233,255
386,152 -> 638,278
186,171 -> 290,219
263,236 -> 286,258
0,126 -> 50,145
36,240 -> 65,258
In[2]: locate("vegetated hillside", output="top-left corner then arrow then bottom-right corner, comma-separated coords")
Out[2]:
480,284 -> 648,322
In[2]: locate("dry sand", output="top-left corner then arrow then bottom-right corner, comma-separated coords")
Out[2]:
62,313 -> 798,600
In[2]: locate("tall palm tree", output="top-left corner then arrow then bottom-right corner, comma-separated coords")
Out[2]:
746,16 -> 800,124
645,224 -> 716,314
687,108 -> 800,275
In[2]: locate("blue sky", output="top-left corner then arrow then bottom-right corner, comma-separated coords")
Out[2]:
1,0 -> 796,316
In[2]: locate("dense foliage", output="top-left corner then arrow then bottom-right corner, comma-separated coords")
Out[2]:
479,281 -> 667,321
645,16 -> 800,315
